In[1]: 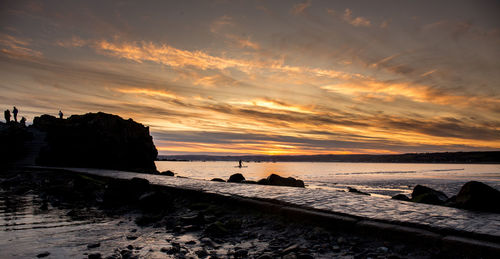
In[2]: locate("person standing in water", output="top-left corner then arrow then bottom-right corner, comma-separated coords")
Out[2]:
238,159 -> 243,167
12,106 -> 18,122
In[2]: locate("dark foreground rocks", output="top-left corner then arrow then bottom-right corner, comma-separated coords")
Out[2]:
1,168 -> 482,259
392,181 -> 500,213
411,185 -> 448,205
227,173 -> 305,188
260,174 -> 305,188
32,112 -> 158,173
0,122 -> 32,168
448,181 -> 500,213
227,173 -> 245,183
347,187 -> 370,196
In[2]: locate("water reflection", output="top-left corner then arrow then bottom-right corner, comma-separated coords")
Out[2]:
156,161 -> 500,197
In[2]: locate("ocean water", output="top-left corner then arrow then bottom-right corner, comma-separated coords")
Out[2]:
156,161 -> 500,198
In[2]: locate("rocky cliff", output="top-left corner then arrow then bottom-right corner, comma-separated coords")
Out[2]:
33,112 -> 158,173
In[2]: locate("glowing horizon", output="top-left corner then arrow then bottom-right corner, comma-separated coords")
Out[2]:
1,1 -> 499,156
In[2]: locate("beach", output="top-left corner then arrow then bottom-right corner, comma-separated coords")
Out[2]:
2,167 -> 499,258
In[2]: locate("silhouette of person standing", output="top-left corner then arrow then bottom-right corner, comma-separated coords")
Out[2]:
59,110 -> 63,119
4,109 -> 10,123
12,106 -> 18,122
20,117 -> 26,126
238,159 -> 243,167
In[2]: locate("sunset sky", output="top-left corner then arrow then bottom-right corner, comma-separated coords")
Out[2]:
1,0 -> 499,155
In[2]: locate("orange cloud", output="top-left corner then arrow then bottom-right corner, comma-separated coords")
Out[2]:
0,33 -> 42,59
83,39 -> 357,81
114,88 -> 182,100
229,98 -> 317,114
291,0 -> 312,15
342,8 -> 371,27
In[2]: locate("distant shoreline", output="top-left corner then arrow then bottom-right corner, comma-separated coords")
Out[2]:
158,151 -> 500,164
158,160 -> 500,165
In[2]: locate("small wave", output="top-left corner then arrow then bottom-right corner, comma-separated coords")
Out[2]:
424,168 -> 464,172
333,171 -> 417,175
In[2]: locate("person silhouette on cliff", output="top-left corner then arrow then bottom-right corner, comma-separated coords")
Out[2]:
20,117 -> 26,126
59,110 -> 63,119
4,109 -> 10,123
12,106 -> 18,122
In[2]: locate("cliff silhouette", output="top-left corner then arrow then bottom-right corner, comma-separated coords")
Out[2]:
32,112 -> 158,173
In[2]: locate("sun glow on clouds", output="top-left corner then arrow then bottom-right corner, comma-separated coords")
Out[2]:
115,88 -> 181,100
229,99 -> 316,114
1,1 -> 499,155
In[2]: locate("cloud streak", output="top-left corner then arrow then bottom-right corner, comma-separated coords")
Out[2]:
1,0 -> 499,155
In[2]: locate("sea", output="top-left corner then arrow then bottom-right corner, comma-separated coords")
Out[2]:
156,161 -> 500,198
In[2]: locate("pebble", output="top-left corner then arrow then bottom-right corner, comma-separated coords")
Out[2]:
377,246 -> 389,253
282,244 -> 300,254
126,235 -> 138,240
195,249 -> 208,257
87,243 -> 101,249
234,249 -> 248,258
36,252 -> 50,258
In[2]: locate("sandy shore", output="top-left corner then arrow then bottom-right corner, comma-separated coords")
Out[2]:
0,167 -> 498,258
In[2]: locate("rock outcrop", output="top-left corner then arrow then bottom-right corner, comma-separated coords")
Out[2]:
411,185 -> 448,205
161,170 -> 175,176
447,181 -> 500,213
347,187 -> 370,196
0,122 -> 32,168
391,194 -> 410,201
227,173 -> 245,183
224,173 -> 305,188
33,112 -> 158,173
259,174 -> 305,188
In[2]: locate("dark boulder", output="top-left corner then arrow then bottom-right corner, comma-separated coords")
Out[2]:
347,187 -> 370,195
228,173 -> 245,183
392,194 -> 410,201
265,174 -> 305,188
37,252 -> 50,258
160,170 -> 174,176
411,185 -> 448,205
211,178 -> 225,182
0,122 -> 33,167
257,178 -> 269,185
33,112 -> 158,173
103,177 -> 150,206
447,181 -> 500,213
88,253 -> 102,259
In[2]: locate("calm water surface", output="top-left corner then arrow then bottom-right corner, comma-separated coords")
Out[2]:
156,161 -> 500,197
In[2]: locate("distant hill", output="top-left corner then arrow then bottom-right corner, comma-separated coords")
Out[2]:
158,151 -> 500,164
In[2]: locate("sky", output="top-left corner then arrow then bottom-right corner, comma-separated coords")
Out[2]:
0,0 -> 499,156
